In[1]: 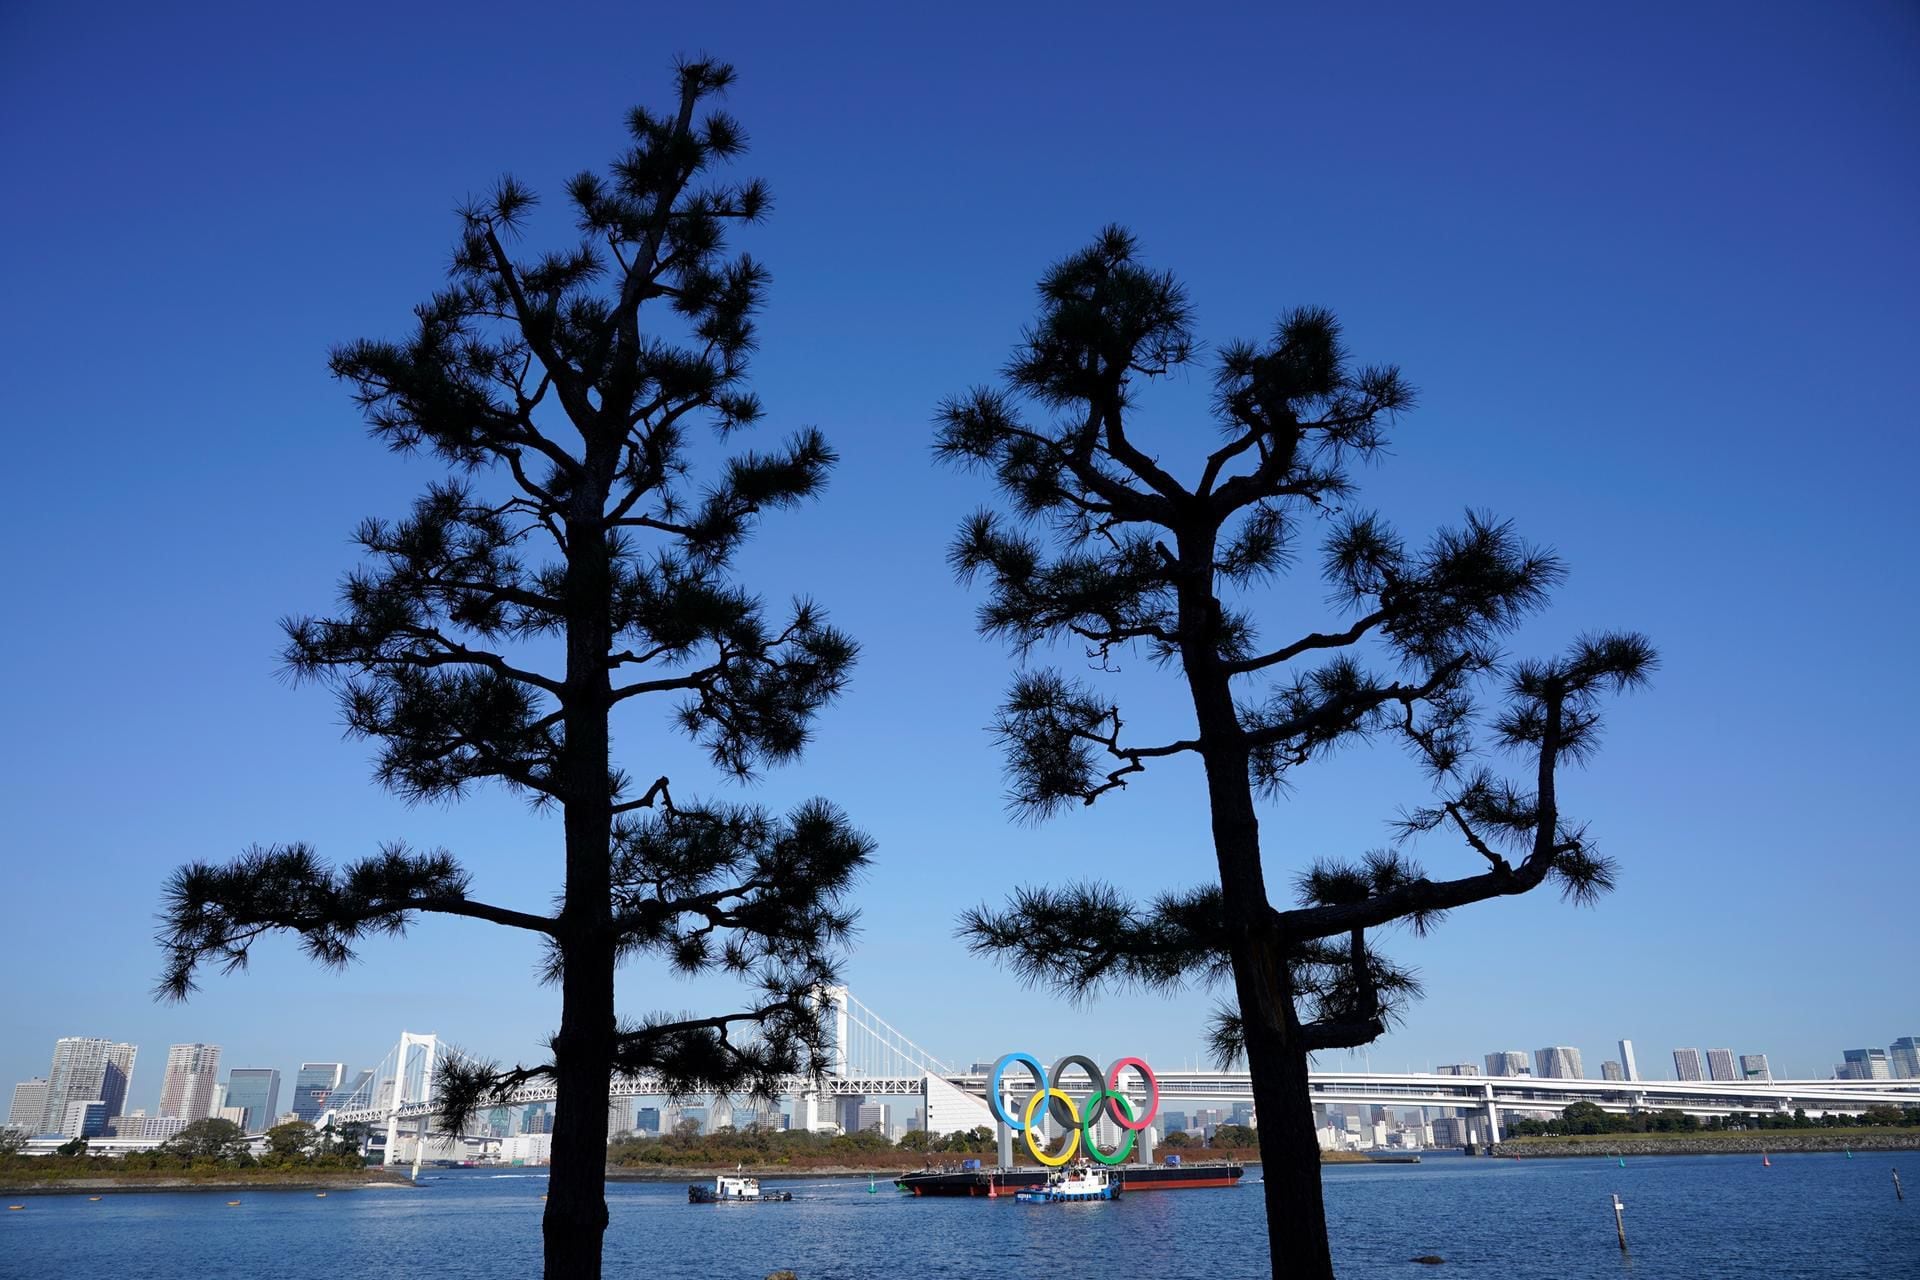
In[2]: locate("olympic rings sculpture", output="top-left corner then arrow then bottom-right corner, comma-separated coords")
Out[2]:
988,1053 -> 1160,1167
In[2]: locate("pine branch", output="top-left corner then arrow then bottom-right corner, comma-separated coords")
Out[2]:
156,842 -> 552,1000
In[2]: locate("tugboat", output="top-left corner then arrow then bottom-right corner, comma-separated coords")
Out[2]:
688,1173 -> 792,1203
897,1153 -> 1241,1196
1012,1161 -> 1120,1203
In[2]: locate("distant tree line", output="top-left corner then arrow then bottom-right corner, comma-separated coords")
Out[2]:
1507,1101 -> 1920,1137
0,1119 -> 371,1179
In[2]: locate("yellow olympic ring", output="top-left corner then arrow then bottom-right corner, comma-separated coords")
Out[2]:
1023,1088 -> 1081,1166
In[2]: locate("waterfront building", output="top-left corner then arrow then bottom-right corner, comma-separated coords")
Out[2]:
224,1068 -> 281,1133
1533,1047 -> 1584,1079
40,1038 -> 138,1134
1706,1048 -> 1738,1082
1673,1048 -> 1706,1081
113,1113 -> 186,1140
8,1080 -> 49,1133
290,1063 -> 346,1122
1601,1061 -> 1625,1081
60,1100 -> 109,1138
1619,1039 -> 1640,1082
1484,1051 -> 1529,1077
1163,1109 -> 1189,1134
1740,1054 -> 1772,1081
636,1106 -> 660,1134
606,1095 -> 631,1138
1842,1048 -> 1890,1080
216,1105 -> 247,1126
158,1044 -> 222,1121
1888,1037 -> 1919,1080
1434,1064 -> 1480,1076
856,1102 -> 889,1133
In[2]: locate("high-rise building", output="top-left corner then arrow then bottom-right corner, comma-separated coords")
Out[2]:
40,1038 -> 138,1134
1740,1054 -> 1772,1081
1672,1048 -> 1705,1081
1434,1064 -> 1480,1076
1533,1047 -> 1584,1079
1705,1049 -> 1738,1082
8,1080 -> 50,1133
335,1069 -> 375,1110
1618,1040 -> 1640,1082
855,1102 -> 889,1133
1484,1051 -> 1529,1077
1842,1049 -> 1890,1080
223,1068 -> 281,1133
290,1063 -> 347,1122
159,1044 -> 222,1121
1601,1061 -> 1625,1081
636,1106 -> 660,1134
1888,1037 -> 1920,1080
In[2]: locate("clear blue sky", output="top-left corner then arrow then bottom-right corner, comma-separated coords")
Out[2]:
3,1 -> 1914,1110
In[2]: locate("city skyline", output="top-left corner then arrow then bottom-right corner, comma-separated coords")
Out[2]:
2,3 -> 1914,1114
13,1023 -> 1917,1130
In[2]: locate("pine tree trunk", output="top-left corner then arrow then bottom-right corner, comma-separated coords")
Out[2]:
544,941 -> 614,1279
543,480 -> 617,1280
1238,951 -> 1337,1280
1183,576 -> 1339,1280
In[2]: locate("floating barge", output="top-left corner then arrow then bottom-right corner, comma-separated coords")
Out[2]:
896,1159 -> 1243,1197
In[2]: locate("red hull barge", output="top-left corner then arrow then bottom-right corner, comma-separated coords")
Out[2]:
895,1161 -> 1244,1196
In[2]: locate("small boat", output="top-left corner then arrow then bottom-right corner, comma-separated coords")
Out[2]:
1013,1161 -> 1121,1203
688,1174 -> 792,1204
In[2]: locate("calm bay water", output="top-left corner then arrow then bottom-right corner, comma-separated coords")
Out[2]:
3,1153 -> 1912,1279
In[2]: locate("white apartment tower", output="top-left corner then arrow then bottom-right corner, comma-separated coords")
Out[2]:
1533,1046 -> 1584,1079
41,1038 -> 137,1134
1705,1048 -> 1738,1082
1673,1048 -> 1706,1081
8,1079 -> 49,1132
1618,1039 -> 1639,1082
159,1044 -> 223,1121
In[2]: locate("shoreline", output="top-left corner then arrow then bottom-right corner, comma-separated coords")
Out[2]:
1489,1132 -> 1920,1159
610,1155 -> 1266,1182
1,1172 -> 417,1197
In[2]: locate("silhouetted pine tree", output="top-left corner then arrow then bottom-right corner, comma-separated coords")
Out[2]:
156,60 -> 870,1280
937,228 -> 1654,1280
